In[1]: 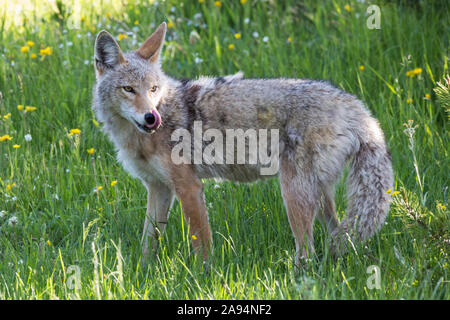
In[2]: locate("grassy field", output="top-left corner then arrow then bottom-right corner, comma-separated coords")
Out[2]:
0,0 -> 448,299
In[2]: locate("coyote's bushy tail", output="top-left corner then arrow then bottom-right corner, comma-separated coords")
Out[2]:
331,120 -> 394,255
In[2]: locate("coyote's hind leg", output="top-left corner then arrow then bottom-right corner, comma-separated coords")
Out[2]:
279,155 -> 319,266
318,187 -> 339,234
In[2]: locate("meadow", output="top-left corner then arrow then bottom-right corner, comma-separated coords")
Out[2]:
0,0 -> 448,299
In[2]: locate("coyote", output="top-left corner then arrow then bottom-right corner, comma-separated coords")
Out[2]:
92,22 -> 393,266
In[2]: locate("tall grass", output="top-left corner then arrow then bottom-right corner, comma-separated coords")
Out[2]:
0,0 -> 448,299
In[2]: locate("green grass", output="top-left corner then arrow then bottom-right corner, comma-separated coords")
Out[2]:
0,0 -> 448,299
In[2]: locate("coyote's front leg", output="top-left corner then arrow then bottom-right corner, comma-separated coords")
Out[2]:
141,181 -> 174,264
172,167 -> 212,260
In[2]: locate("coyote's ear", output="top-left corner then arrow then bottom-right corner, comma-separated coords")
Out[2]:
136,22 -> 167,64
94,30 -> 125,74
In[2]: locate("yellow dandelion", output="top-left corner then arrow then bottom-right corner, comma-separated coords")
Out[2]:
3,113 -> 11,119
21,46 -> 30,53
96,186 -> 103,191
17,104 -> 24,111
234,33 -> 241,39
13,144 -> 20,149
424,93 -> 430,99
344,4 -> 351,12
198,0 -> 204,2
215,1 -> 222,7
118,34 -> 128,41
25,106 -> 37,112
391,191 -> 400,196
287,36 -> 293,43
111,180 -> 118,187
31,53 -> 37,59
386,189 -> 392,194
106,12 -> 111,18
167,21 -> 175,29
241,0 -> 247,4
192,235 -> 197,240
406,98 -> 413,104
134,20 -> 139,25
80,16 -> 86,22
0,135 -> 13,142
359,65 -> 365,71
406,68 -> 422,78
27,41 -> 35,47
40,47 -> 52,56
87,148 -> 95,155
228,44 -> 235,50
68,128 -> 81,137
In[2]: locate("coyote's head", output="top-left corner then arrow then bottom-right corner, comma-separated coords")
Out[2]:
93,23 -> 168,133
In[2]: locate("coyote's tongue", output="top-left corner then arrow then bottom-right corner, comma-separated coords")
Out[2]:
146,109 -> 161,130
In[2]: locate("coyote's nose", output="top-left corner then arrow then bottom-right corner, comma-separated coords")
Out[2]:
144,112 -> 156,125
143,110 -> 161,130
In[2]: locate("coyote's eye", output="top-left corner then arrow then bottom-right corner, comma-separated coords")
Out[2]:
150,85 -> 158,93
123,86 -> 135,93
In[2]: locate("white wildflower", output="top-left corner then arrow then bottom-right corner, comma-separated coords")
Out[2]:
8,215 -> 18,226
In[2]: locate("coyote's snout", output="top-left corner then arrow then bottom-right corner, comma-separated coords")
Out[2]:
92,22 -> 393,266
135,110 -> 161,133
